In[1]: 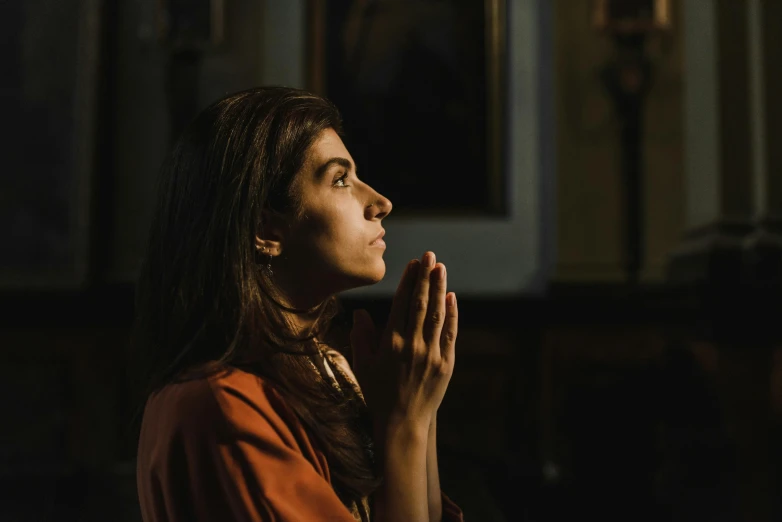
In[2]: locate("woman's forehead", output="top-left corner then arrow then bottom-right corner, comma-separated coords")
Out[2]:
309,128 -> 350,161
304,129 -> 356,176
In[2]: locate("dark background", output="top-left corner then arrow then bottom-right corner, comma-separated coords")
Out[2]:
1,1 -> 781,521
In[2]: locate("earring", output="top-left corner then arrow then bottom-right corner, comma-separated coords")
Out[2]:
263,254 -> 273,277
257,246 -> 273,276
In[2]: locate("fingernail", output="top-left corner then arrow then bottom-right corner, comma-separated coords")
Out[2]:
436,265 -> 446,280
424,252 -> 435,267
447,293 -> 455,306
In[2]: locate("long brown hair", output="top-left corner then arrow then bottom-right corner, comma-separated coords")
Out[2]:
131,86 -> 379,507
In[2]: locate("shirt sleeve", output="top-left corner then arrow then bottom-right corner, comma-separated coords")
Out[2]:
199,376 -> 360,522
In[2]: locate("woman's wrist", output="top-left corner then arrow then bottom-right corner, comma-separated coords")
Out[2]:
382,415 -> 429,440
374,420 -> 430,522
374,415 -> 429,456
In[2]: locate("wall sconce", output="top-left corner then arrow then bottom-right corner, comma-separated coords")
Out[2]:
593,0 -> 672,285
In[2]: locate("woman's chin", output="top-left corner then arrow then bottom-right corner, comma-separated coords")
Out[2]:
342,264 -> 385,289
359,267 -> 386,286
368,260 -> 387,283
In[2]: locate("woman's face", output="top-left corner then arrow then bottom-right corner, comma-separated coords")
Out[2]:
267,128 -> 392,305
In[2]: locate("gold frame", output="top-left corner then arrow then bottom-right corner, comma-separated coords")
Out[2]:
307,0 -> 507,216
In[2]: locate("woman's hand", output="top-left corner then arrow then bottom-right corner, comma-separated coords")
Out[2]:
350,251 -> 458,432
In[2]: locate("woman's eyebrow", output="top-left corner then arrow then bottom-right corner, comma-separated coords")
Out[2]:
314,157 -> 355,179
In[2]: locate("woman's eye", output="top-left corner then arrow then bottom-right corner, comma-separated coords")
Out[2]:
333,173 -> 349,187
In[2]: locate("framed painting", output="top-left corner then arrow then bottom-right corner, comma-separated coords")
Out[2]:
307,0 -> 507,217
265,0 -> 552,296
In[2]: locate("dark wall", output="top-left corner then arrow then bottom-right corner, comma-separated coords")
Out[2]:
2,1 -> 781,521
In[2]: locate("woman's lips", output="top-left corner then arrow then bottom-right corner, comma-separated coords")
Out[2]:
370,230 -> 386,247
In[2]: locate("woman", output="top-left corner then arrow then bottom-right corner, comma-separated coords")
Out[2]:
133,86 -> 463,521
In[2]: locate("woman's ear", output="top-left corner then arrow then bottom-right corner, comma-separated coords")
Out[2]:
255,210 -> 287,256
254,235 -> 281,256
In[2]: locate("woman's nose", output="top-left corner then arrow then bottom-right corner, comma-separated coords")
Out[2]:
366,193 -> 392,220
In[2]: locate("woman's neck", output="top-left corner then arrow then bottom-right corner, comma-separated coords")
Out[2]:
271,292 -> 330,340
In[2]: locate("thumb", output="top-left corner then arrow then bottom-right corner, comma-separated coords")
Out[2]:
350,309 -> 376,382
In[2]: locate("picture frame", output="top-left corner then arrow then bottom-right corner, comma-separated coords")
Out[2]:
307,0 -> 507,217
264,0 -> 553,296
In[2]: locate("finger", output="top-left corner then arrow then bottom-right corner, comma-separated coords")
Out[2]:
387,259 -> 420,336
440,292 -> 458,365
423,263 -> 447,348
350,309 -> 377,383
408,251 -> 436,338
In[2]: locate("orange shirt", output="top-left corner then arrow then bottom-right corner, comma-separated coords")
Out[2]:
136,362 -> 464,521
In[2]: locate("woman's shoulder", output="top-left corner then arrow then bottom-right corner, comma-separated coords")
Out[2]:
137,366 -> 336,513
206,366 -> 298,430
142,366 -> 299,441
